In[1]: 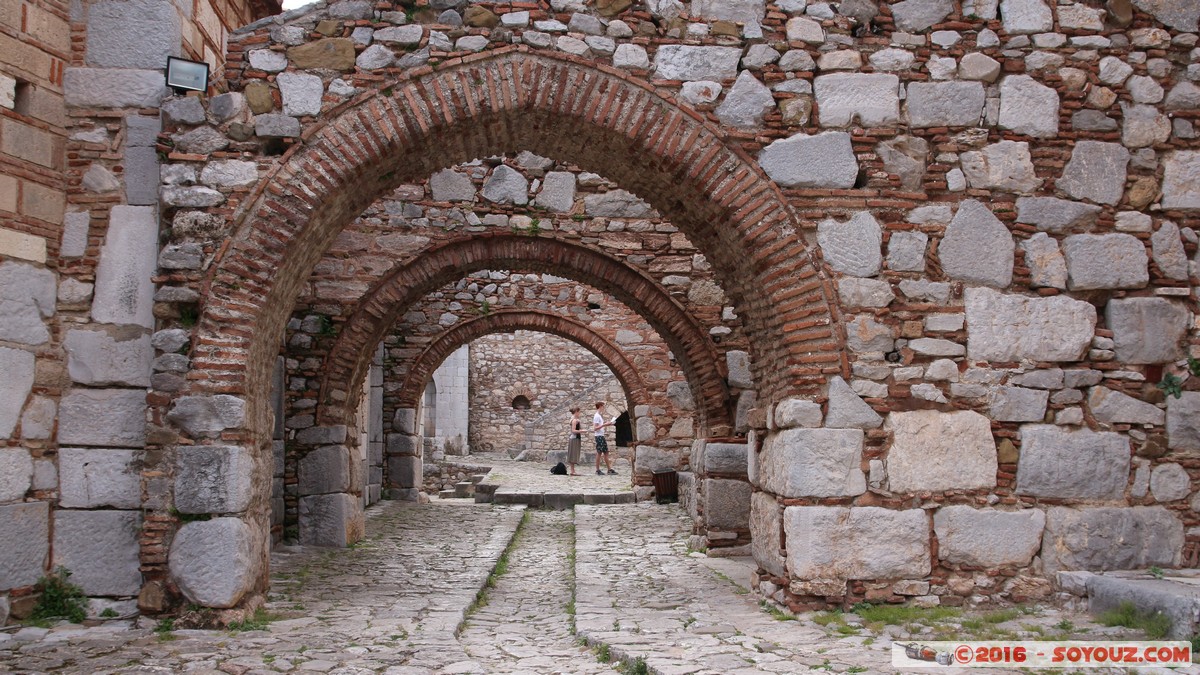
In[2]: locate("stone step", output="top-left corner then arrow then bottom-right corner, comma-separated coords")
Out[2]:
1061,570 -> 1200,639
474,483 -> 499,503
469,474 -> 488,484
454,481 -> 475,498
490,490 -> 637,509
438,489 -> 457,500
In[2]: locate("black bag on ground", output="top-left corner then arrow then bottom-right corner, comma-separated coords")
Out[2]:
550,461 -> 568,475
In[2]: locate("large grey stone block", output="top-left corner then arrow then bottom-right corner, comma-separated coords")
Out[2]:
59,448 -> 141,509
0,449 -> 32,503
169,517 -> 263,607
887,410 -> 997,493
1016,425 -> 1130,500
691,0 -> 765,22
989,386 -> 1049,422
1000,0 -> 1053,33
1042,506 -> 1183,573
815,73 -> 900,127
59,389 -> 146,448
1015,197 -> 1102,233
750,492 -> 785,578
1167,392 -> 1200,453
1161,151 -> 1200,210
175,445 -> 254,514
0,503 -> 47,590
939,200 -> 1014,288
715,71 -> 773,128
998,75 -> 1059,138
826,376 -> 882,429
299,493 -> 364,547
64,68 -> 168,108
86,0 -> 180,69
583,189 -> 654,217
960,140 -> 1040,194
704,443 -> 747,475
277,72 -> 323,117
1021,233 -> 1067,289
817,212 -> 882,277
124,146 -> 160,206
653,45 -> 741,81
386,433 -> 420,457
890,0 -> 954,31
784,506 -> 930,580
906,81 -> 985,128
1106,297 -> 1188,364
965,287 -> 1096,362
167,395 -> 246,437
774,398 -> 823,429
1151,221 -> 1188,281
0,261 -> 56,346
1088,387 -> 1165,425
758,428 -> 865,498
1150,463 -> 1191,503
387,454 -> 422,488
0,346 -> 34,439
64,329 -> 152,387
758,131 -> 858,189
1057,141 -> 1129,206
634,445 -> 677,478
93,205 -> 157,328
704,478 -> 751,530
53,510 -> 141,596
726,350 -> 753,389
300,445 -> 351,495
934,506 -> 1045,567
534,171 -> 576,212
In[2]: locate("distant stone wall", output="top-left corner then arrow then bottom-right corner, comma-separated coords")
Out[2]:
468,331 -> 625,459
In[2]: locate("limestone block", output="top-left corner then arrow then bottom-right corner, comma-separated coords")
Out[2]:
64,330 -> 152,387
1088,387 -> 1165,426
785,16 -> 825,43
249,49 -> 289,72
1000,0 -> 1052,33
20,396 -> 55,441
58,448 -> 141,509
1167,393 -> 1200,453
1130,0 -> 1199,30
1015,197 -> 1102,233
59,389 -> 146,448
254,114 -> 301,138
356,44 -> 394,70
0,502 -> 48,590
886,410 -> 997,493
774,398 -> 823,429
877,135 -> 928,191
87,0 -> 180,68
939,200 -> 1014,287
1042,506 -> 1183,573
199,160 -> 257,188
960,140 -> 1040,194
1106,297 -> 1188,365
634,445 -> 677,478
1057,141 -> 1129,206
959,52 -> 1001,81
1150,463 -> 1190,503
162,97 -> 206,127
960,289 -> 1094,362
1062,234 -> 1148,291
386,433 -> 420,457
758,428 -> 866,497
692,0 -> 765,22
906,81 -> 985,127
713,70 -> 773,129
534,171 -> 576,212
758,131 -> 858,189
277,72 -> 323,118
890,0 -> 954,31
613,44 -> 649,69
778,50 -> 815,72
1151,221 -> 1188,281
93,205 -> 157,328
61,212 -> 89,258
299,445 -> 351,496
1162,151 -> 1200,210
838,278 -> 894,308
704,443 -> 747,475
167,395 -> 246,437
784,506 -> 930,579
636,416 -> 655,441
989,386 -> 1049,422
63,68 -> 168,109
934,506 -> 1045,567
998,75 -> 1059,138
816,212 -> 884,277
169,517 -> 263,607
0,449 -> 32,503
814,73 -> 900,127
1020,233 -> 1067,289
175,445 -> 254,514
299,493 -> 363,547
53,510 -> 141,596
83,164 -> 121,193
172,126 -> 229,155
726,350 -> 753,389
1165,83 -> 1200,112
583,189 -> 653,217
887,231 -> 927,272
387,454 -> 421,487
705,479 -> 752,530
287,38 -> 356,70
652,45 -> 742,81
0,347 -> 34,439
750,492 -> 785,577
0,260 -> 55,345
742,44 -> 780,70
1016,425 -> 1130,500
1122,103 -> 1171,149
826,376 -> 882,429
429,169 -> 475,202
846,315 -> 894,354
908,337 -> 964,357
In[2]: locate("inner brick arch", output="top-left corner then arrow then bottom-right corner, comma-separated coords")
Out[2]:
318,234 -> 728,434
395,310 -> 648,415
192,47 -> 842,448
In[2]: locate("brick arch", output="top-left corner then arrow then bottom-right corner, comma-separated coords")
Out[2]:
395,310 -> 649,416
193,47 -> 842,448
319,233 -> 728,433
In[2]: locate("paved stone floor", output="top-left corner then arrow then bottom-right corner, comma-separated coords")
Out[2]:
447,453 -> 636,494
0,498 -> 1192,674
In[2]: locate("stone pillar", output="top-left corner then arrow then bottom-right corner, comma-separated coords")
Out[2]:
385,408 -> 422,500
292,425 -> 364,546
366,346 -> 385,505
432,345 -> 469,455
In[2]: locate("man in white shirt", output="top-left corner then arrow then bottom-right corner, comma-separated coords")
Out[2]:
593,401 -> 617,475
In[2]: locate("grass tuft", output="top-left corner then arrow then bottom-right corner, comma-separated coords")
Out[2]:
1098,601 -> 1172,639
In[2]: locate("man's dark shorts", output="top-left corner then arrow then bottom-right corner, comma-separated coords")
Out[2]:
594,436 -> 609,453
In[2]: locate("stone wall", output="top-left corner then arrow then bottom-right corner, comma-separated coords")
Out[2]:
468,330 -> 626,459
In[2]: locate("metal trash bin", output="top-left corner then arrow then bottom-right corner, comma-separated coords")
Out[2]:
652,469 -> 678,504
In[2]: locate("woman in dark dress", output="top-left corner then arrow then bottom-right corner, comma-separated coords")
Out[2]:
567,407 -> 582,476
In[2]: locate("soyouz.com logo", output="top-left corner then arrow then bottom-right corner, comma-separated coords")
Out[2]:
892,641 -> 1192,667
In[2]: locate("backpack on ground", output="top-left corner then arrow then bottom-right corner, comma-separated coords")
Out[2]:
550,461 -> 567,475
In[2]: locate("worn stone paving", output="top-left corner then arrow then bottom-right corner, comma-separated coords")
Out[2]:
459,453 -> 635,493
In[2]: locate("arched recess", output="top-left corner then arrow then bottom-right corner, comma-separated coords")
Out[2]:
394,310 -> 650,415
318,234 -> 727,434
